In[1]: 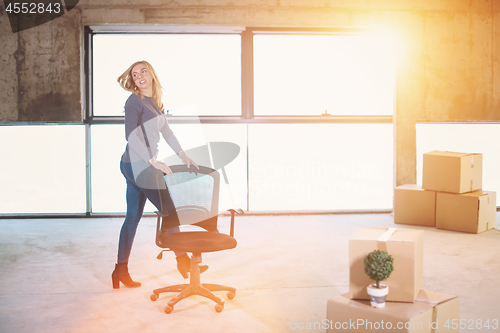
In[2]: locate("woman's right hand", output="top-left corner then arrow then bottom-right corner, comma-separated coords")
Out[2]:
149,157 -> 172,175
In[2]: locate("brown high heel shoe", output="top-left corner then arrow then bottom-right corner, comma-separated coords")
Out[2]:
112,262 -> 141,289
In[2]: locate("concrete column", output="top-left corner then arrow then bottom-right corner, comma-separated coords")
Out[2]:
493,3 -> 500,114
0,9 -> 19,121
393,13 -> 425,186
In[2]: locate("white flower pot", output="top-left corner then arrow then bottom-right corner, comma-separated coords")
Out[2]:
367,284 -> 389,308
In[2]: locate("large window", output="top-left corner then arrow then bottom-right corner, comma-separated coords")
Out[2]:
253,33 -> 395,116
82,26 -> 397,215
0,125 -> 86,214
90,27 -> 394,120
90,124 -> 247,213
92,34 -> 241,117
248,123 -> 393,210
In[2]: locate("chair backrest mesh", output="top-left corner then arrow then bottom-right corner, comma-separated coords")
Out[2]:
164,166 -> 219,226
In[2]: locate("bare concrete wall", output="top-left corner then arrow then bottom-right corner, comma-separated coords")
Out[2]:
424,11 -> 494,121
0,6 -> 81,122
0,0 -> 498,185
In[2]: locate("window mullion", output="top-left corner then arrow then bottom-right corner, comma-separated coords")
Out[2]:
241,29 -> 254,120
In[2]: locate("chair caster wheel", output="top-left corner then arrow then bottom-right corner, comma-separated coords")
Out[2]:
164,305 -> 173,314
150,294 -> 158,301
214,304 -> 224,313
227,291 -> 235,299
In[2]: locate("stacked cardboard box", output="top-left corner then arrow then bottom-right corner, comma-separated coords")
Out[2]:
326,227 -> 460,332
327,291 -> 459,333
349,228 -> 423,302
394,184 -> 436,227
394,151 -> 497,234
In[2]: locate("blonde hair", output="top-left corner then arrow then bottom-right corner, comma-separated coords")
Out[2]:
117,60 -> 164,111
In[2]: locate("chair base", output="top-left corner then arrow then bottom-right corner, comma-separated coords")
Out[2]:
151,253 -> 235,313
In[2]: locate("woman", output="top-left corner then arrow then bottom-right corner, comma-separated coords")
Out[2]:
112,60 -> 206,289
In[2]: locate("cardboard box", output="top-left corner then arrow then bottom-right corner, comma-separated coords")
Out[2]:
326,290 -> 459,333
349,228 -> 423,302
436,190 -> 496,233
394,184 -> 436,227
422,151 -> 482,194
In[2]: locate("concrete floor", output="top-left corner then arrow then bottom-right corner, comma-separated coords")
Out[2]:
0,214 -> 499,333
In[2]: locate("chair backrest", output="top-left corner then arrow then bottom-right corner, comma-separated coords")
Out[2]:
161,165 -> 220,232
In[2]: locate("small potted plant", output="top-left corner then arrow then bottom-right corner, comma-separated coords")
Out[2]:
364,250 -> 394,308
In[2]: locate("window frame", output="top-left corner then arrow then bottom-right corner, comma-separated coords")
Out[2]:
79,26 -> 395,216
0,25 -> 396,218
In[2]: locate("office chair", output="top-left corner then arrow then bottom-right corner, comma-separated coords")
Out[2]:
150,165 -> 243,314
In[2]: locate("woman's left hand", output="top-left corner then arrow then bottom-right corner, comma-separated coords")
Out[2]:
179,151 -> 199,170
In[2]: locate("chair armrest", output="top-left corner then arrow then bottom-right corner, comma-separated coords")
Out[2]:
155,211 -> 169,217
227,208 -> 244,237
154,211 -> 168,248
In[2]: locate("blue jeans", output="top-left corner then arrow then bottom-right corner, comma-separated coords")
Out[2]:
117,160 -> 181,263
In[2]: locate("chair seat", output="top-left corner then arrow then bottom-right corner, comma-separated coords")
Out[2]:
163,231 -> 237,253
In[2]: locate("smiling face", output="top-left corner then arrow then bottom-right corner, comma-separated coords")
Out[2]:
131,63 -> 153,96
